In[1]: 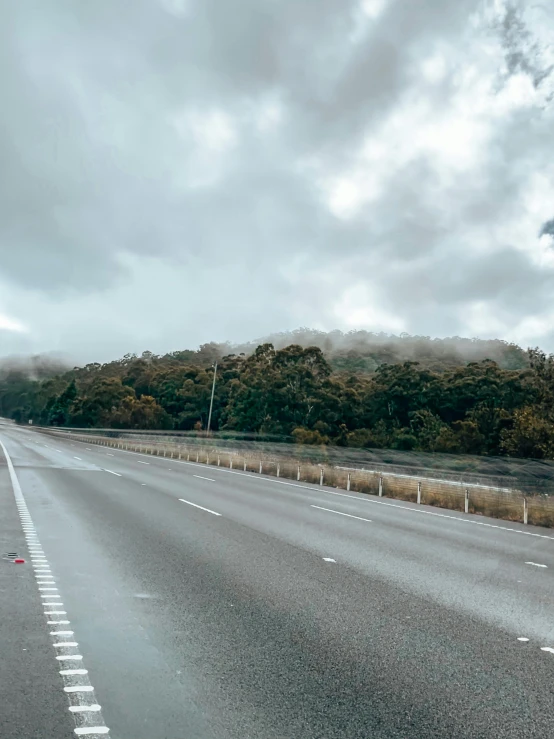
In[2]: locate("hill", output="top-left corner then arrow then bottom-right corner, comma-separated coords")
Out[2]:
0,330 -> 552,461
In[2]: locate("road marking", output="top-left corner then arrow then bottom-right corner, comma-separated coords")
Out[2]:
323,557 -> 336,562
525,561 -> 548,568
64,685 -> 93,692
517,637 -> 530,642
0,438 -> 110,737
178,498 -> 221,516
311,505 -> 372,523
70,705 -> 102,713
55,449 -> 62,452
73,456 -> 82,460
51,631 -> 74,635
75,728 -> 109,736
322,490 -> 554,541
86,448 -> 92,450
137,461 -> 149,465
193,474 -> 215,482
60,435 -> 554,542
49,620 -> 71,625
541,647 -> 554,654
104,469 -> 121,476
107,453 -> 114,456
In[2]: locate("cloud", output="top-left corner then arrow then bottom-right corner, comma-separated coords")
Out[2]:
0,0 -> 553,362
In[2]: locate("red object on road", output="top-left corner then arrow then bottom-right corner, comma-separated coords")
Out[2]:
14,558 -> 25,564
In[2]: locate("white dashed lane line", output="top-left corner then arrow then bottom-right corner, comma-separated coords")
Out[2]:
0,439 -> 111,737
525,561 -> 548,568
137,461 -> 149,465
193,474 -> 215,482
104,469 -> 122,477
178,498 -> 221,516
72,443 -> 554,543
311,504 -> 372,524
73,457 -> 82,461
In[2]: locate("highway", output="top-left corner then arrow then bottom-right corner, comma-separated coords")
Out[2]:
1,421 -> 553,738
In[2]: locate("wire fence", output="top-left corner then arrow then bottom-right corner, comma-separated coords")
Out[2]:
40,427 -> 554,528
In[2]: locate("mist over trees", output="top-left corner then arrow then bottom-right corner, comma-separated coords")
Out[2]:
0,330 -> 551,460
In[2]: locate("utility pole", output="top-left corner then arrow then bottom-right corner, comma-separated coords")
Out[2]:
206,361 -> 217,437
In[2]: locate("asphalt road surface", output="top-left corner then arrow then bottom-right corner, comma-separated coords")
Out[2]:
1,421 -> 553,739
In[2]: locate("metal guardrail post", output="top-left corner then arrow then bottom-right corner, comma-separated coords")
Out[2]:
523,497 -> 528,525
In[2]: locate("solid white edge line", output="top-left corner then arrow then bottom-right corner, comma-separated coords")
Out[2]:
0,437 -> 110,735
178,498 -> 221,516
311,505 -> 372,523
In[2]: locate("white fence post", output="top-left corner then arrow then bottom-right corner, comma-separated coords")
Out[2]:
465,489 -> 469,514
276,464 -> 280,477
244,460 -> 247,472
196,452 -> 199,463
319,468 -> 324,486
347,473 -> 351,491
523,497 -> 528,525
378,476 -> 383,497
297,465 -> 301,481
259,461 -> 263,474
217,455 -> 220,466
230,458 -> 233,470
417,481 -> 422,505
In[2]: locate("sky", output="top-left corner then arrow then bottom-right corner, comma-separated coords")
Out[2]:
0,0 -> 553,364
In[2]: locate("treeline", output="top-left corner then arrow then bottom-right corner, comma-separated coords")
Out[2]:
1,337 -> 554,460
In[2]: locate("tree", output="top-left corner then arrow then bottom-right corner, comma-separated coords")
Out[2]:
47,380 -> 77,426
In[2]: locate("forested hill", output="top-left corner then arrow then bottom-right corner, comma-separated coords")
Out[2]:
233,330 -> 529,373
1,332 -> 553,460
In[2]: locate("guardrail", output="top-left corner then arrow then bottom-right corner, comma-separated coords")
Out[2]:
38,427 -> 554,528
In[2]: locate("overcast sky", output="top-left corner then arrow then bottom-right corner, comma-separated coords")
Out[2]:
1,0 -> 553,363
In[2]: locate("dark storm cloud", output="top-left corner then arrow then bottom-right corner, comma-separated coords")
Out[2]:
0,0 -> 553,360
